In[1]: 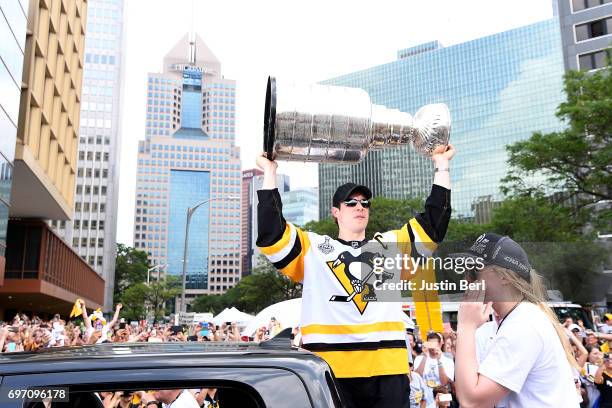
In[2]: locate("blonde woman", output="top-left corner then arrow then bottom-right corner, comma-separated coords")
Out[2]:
453,233 -> 579,408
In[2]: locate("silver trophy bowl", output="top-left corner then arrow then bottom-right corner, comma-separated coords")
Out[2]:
263,77 -> 451,163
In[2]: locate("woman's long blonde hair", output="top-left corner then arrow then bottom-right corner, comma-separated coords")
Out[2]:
493,265 -> 578,370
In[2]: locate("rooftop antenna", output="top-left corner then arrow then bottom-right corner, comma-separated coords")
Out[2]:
188,0 -> 196,65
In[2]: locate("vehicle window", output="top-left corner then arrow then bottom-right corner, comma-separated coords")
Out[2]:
22,385 -> 262,408
553,306 -> 593,329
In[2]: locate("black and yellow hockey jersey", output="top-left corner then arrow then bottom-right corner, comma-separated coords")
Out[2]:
256,185 -> 451,378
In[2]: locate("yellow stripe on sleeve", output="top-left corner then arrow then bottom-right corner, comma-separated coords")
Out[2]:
259,223 -> 292,256
278,228 -> 310,282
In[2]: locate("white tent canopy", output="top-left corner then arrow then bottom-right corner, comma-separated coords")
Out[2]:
212,307 -> 254,326
242,298 -> 302,337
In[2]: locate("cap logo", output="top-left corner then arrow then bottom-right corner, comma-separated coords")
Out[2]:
503,255 -> 529,272
470,234 -> 489,255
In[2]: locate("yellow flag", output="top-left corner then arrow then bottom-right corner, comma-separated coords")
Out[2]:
70,299 -> 84,318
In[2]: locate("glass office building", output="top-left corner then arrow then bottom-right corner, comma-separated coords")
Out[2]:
168,170 -> 210,289
281,188 -> 319,227
0,0 -> 27,275
134,34 -> 241,304
320,18 -> 566,219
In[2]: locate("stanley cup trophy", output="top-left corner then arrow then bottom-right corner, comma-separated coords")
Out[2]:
263,76 -> 451,162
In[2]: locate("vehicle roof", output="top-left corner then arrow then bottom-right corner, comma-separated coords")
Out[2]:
0,341 -> 327,375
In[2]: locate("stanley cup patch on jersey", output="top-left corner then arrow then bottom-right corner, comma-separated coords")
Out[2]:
317,236 -> 335,254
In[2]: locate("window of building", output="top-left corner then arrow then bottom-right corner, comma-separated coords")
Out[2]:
87,152 -> 93,160
73,238 -> 79,247
576,17 -> 612,41
83,203 -> 90,212
91,220 -> 97,229
572,0 -> 612,12
97,256 -> 103,266
89,238 -> 96,248
98,238 -> 104,248
579,49 -> 611,70
99,220 -> 105,230
75,202 -> 81,212
88,256 -> 95,266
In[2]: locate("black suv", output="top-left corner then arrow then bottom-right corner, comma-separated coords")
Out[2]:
0,340 -> 343,407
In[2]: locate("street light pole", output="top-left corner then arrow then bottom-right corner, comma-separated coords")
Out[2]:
147,264 -> 167,285
180,195 -> 239,313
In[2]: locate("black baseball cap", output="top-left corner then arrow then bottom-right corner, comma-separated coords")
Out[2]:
449,233 -> 532,281
332,183 -> 372,208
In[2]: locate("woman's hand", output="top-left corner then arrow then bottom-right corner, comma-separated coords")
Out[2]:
457,289 -> 492,331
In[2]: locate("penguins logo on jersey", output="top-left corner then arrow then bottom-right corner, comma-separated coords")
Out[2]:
327,251 -> 383,314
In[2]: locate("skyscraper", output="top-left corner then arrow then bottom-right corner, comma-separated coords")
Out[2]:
134,34 -> 241,309
557,0 -> 612,71
241,168 -> 263,277
50,0 -> 126,311
1,0 -> 105,318
0,0 -> 28,282
320,19 -> 566,218
281,188 -> 319,227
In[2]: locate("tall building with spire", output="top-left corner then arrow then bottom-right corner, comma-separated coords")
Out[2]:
49,0 -> 126,311
133,34 -> 241,310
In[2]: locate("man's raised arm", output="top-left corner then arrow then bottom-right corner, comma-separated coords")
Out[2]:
255,153 -> 308,283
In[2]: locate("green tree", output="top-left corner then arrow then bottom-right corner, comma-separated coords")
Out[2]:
118,283 -> 149,321
192,256 -> 302,315
147,276 -> 181,320
488,195 -> 606,303
303,217 -> 337,237
490,195 -> 579,243
191,294 -> 228,315
502,56 -> 612,231
114,244 -> 149,303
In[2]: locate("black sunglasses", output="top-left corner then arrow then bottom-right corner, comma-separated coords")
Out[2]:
343,199 -> 371,208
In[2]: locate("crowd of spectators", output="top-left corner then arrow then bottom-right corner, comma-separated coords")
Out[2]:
4,302 -> 612,408
562,314 -> 612,408
0,301 -> 289,353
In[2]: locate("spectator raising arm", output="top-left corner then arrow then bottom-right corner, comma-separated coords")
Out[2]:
107,303 -> 123,329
